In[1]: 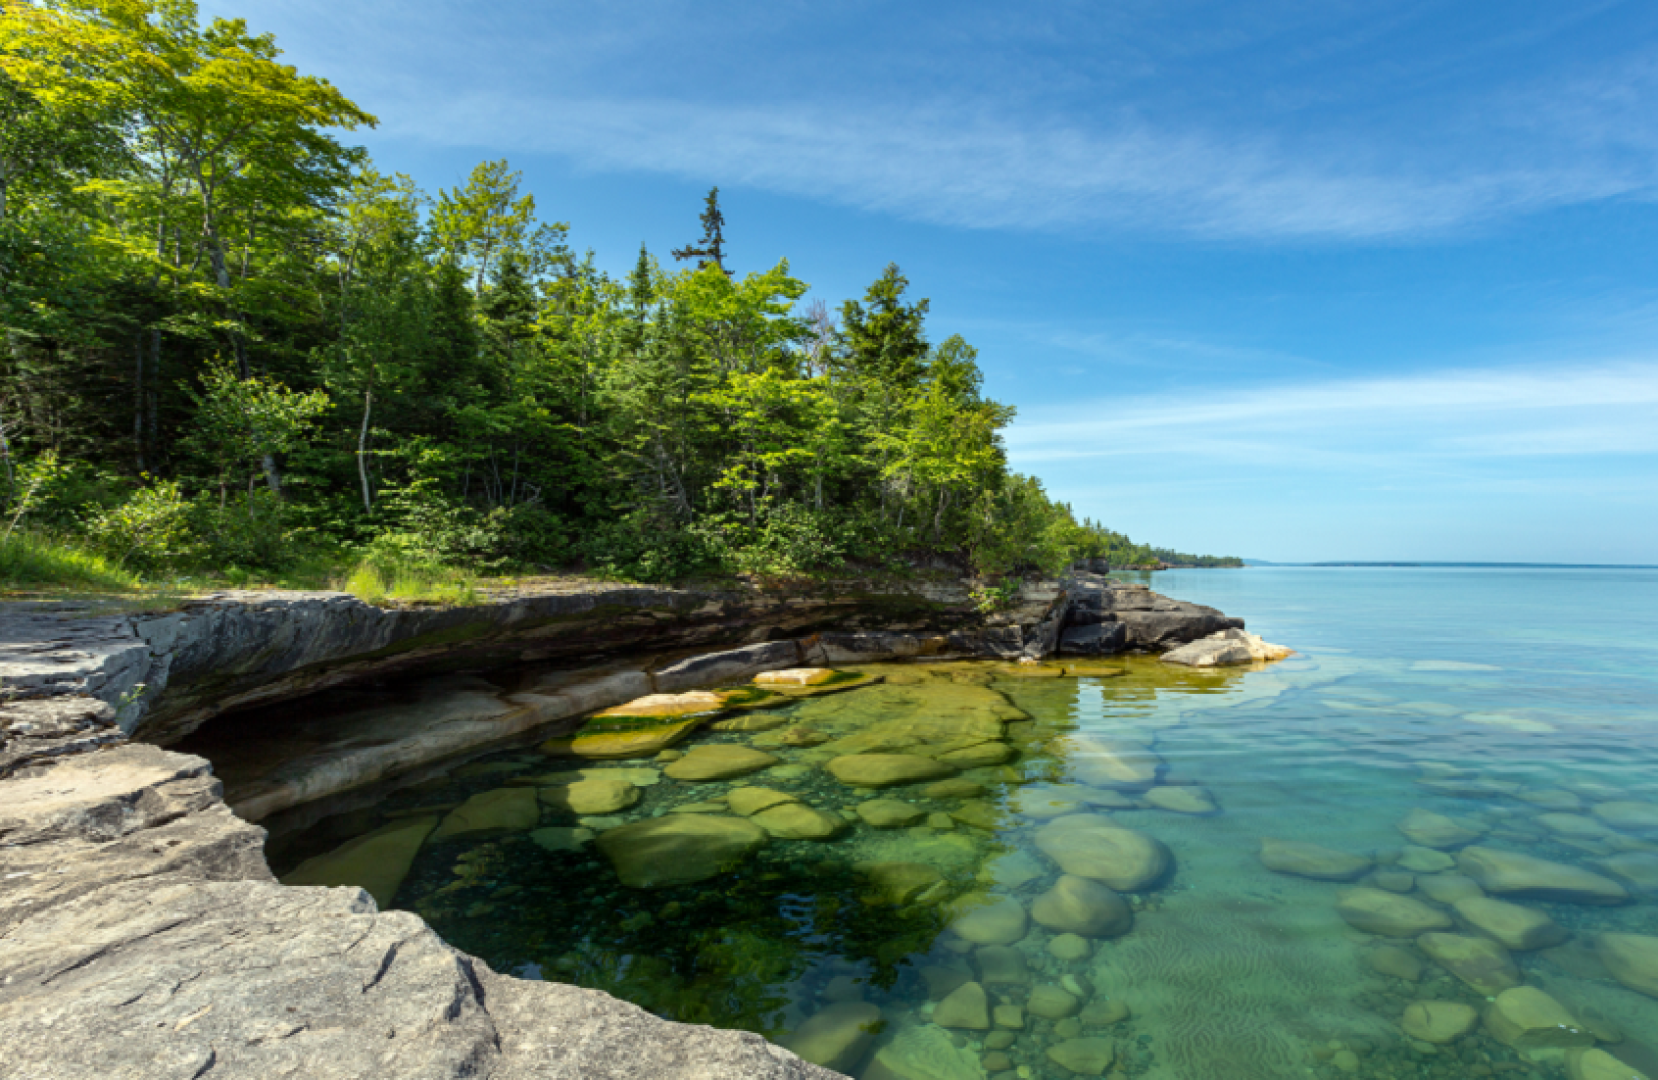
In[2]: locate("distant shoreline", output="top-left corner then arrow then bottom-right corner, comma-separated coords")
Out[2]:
1238,561 -> 1658,570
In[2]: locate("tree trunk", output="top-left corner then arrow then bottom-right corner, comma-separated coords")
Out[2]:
357,388 -> 373,513
133,334 -> 146,472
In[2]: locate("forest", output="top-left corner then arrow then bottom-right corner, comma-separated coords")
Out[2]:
0,0 -> 1239,596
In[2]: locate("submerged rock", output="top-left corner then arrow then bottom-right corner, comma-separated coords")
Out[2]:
1593,800 -> 1658,837
933,981 -> 991,1030
826,753 -> 957,788
1397,808 -> 1483,850
948,893 -> 1028,945
1416,873 -> 1484,905
975,944 -> 1031,986
1047,1037 -> 1116,1076
528,825 -> 594,852
1259,838 -> 1371,881
856,861 -> 945,906
1027,984 -> 1081,1021
1418,932 -> 1522,996
1144,786 -> 1218,815
1030,875 -> 1133,938
1452,895 -> 1568,951
1595,851 -> 1658,893
1401,1001 -> 1478,1045
663,744 -> 780,782
751,802 -> 846,840
784,1001 -> 881,1073
431,787 -> 541,842
1397,845 -> 1457,873
922,778 -> 986,799
1049,933 -> 1093,962
1568,1049 -> 1654,1080
1456,846 -> 1630,905
547,716 -> 705,760
1596,932 -> 1658,999
1483,986 -> 1595,1049
594,814 -> 767,887
1368,945 -> 1424,982
855,798 -> 926,829
280,814 -> 438,908
726,786 -> 797,817
1035,814 -> 1172,891
539,774 -> 640,816
861,1021 -> 984,1080
1538,812 -> 1612,840
1334,887 -> 1453,937
1068,736 -> 1162,790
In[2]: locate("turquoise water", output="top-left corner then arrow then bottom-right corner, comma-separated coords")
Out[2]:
269,567 -> 1658,1080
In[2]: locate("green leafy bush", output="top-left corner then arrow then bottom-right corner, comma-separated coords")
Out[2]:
84,479 -> 194,572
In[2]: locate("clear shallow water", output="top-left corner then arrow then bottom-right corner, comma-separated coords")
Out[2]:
268,567 -> 1658,1080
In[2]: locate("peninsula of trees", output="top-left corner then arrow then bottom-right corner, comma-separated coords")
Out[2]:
0,0 -> 1238,591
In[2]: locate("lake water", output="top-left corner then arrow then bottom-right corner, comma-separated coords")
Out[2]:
266,567 -> 1658,1080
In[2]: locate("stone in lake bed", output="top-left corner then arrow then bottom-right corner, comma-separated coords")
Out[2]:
1079,999 -> 1130,1027
1452,895 -> 1568,951
538,774 -> 639,816
936,740 -> 1016,768
1068,735 -> 1162,790
1010,785 -> 1091,819
933,981 -> 991,1030
1418,932 -> 1521,995
861,1022 -> 983,1080
725,786 -> 796,816
1334,887 -> 1452,937
750,801 -> 846,840
1568,1049 -> 1655,1080
948,893 -> 1028,945
783,1001 -> 881,1073
1371,871 -> 1415,894
992,1004 -> 1023,1030
1400,1001 -> 1478,1045
1593,800 -> 1658,837
1520,787 -> 1585,811
1456,845 -> 1630,904
825,753 -> 957,788
1027,984 -> 1081,1021
1596,931 -> 1658,999
1483,986 -> 1595,1049
662,744 -> 779,782
1047,1037 -> 1116,1076
975,944 -> 1031,986
1416,872 -> 1484,905
856,797 -> 926,829
922,777 -> 986,799
1034,814 -> 1172,891
1144,785 -> 1218,815
431,787 -> 540,842
1049,932 -> 1093,962
948,800 -> 1003,831
1030,874 -> 1132,938
1396,807 -> 1482,850
280,814 -> 439,908
594,814 -> 767,887
1258,838 -> 1372,881
1595,851 -> 1658,893
1539,812 -> 1612,840
1397,845 -> 1457,873
1368,945 -> 1424,981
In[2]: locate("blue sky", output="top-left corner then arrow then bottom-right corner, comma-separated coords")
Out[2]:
212,0 -> 1658,563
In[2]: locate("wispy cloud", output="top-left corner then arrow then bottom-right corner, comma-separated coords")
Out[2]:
1006,361 -> 1658,468
389,94 -> 1655,241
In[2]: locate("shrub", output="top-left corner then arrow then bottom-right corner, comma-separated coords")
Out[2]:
341,549 -> 478,606
83,479 -> 194,572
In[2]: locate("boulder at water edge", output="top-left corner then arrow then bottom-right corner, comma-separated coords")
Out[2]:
751,801 -> 846,840
1457,846 -> 1629,905
1335,887 -> 1453,937
1596,931 -> 1658,999
784,1002 -> 881,1073
595,814 -> 767,887
539,774 -> 639,815
1035,814 -> 1172,891
932,981 -> 990,1030
1401,1001 -> 1478,1045
281,814 -> 439,908
431,787 -> 541,841
1259,838 -> 1372,881
1031,874 -> 1132,938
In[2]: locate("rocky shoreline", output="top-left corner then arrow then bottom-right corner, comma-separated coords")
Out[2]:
0,573 -> 1248,1079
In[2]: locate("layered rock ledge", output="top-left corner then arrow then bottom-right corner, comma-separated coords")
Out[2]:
0,573 -> 1246,1079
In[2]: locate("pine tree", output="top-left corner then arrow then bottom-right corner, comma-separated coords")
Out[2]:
671,187 -> 728,274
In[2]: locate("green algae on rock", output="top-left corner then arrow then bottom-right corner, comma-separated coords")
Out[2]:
280,814 -> 439,907
594,814 -> 768,887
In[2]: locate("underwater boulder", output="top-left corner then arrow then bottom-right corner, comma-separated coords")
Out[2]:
594,814 -> 767,888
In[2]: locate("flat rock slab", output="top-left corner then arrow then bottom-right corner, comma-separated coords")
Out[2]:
1259,838 -> 1372,881
1034,815 -> 1171,891
826,753 -> 957,788
595,814 -> 768,887
1457,846 -> 1629,905
663,744 -> 780,782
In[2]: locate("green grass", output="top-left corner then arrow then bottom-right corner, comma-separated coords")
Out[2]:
341,554 -> 480,607
0,531 -> 141,591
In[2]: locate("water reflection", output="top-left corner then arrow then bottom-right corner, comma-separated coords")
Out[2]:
268,654 -> 1658,1080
